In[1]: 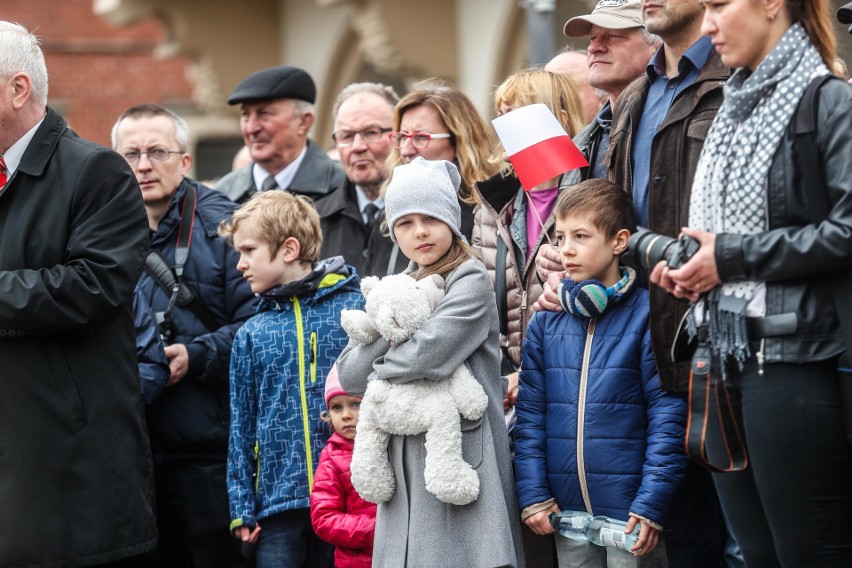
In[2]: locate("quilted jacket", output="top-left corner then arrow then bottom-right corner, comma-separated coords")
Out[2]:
514,272 -> 688,525
310,432 -> 376,568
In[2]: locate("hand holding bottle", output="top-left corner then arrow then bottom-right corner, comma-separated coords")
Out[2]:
524,502 -> 560,535
625,516 -> 660,557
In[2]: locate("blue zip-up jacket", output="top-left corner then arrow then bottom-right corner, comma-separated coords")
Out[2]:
133,287 -> 169,405
514,270 -> 688,525
228,259 -> 364,530
138,178 -> 258,463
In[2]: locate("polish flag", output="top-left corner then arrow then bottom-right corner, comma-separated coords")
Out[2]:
492,103 -> 589,190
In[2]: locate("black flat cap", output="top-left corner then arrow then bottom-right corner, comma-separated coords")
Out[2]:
227,65 -> 316,105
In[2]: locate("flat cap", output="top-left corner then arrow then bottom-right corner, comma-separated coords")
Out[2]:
227,65 -> 316,105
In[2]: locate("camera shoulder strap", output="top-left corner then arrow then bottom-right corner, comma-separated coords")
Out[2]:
144,182 -> 220,334
685,329 -> 749,472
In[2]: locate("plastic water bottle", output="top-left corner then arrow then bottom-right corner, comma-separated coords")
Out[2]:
585,515 -> 640,551
549,511 -> 641,552
549,510 -> 592,541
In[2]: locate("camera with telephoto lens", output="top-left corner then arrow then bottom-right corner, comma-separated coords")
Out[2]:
622,227 -> 701,270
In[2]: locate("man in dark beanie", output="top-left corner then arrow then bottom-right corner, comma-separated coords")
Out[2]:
215,65 -> 344,205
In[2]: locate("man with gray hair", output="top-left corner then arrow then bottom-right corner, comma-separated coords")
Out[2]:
0,21 -> 157,566
215,65 -> 345,205
315,82 -> 399,276
112,103 -> 256,567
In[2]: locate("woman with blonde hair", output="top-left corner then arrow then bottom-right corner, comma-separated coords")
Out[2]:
653,0 -> 852,564
363,79 -> 498,276
471,67 -> 584,568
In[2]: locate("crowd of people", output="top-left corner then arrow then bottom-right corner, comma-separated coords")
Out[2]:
1,0 -> 851,567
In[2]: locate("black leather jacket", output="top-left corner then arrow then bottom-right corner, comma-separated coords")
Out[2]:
715,77 -> 852,364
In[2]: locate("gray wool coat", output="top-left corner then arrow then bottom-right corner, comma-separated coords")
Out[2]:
338,259 -> 525,568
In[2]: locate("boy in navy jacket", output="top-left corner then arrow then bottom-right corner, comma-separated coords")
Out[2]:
219,191 -> 363,567
514,179 -> 687,566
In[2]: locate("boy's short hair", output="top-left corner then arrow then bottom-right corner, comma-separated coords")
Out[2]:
554,179 -> 635,239
218,191 -> 322,263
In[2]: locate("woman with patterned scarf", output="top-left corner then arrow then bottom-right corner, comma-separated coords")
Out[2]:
649,0 -> 852,565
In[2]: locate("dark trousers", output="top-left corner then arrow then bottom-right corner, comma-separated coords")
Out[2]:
707,357 -> 852,567
146,459 -> 245,568
521,522 -> 558,568
664,460 -> 728,568
251,509 -> 333,568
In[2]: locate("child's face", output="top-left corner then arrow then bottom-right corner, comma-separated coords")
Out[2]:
393,213 -> 454,267
328,395 -> 361,441
554,211 -> 627,287
232,229 -> 294,293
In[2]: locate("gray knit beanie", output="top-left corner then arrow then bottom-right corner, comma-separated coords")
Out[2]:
385,157 -> 463,243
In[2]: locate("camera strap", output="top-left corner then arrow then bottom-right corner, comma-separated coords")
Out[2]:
144,183 -> 220,336
686,326 -> 749,473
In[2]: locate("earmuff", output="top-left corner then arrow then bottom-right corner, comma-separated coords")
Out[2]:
558,271 -> 630,320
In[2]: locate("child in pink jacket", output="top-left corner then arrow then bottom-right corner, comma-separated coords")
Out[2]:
310,365 -> 377,567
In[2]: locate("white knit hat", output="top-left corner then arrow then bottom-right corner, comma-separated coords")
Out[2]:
384,157 -> 463,243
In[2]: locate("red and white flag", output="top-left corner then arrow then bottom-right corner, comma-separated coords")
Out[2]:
492,103 -> 589,190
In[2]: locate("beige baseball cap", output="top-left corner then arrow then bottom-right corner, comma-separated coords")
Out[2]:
564,0 -> 644,37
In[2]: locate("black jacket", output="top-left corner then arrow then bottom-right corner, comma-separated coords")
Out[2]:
0,108 -> 157,566
315,178 -> 372,276
714,77 -> 852,363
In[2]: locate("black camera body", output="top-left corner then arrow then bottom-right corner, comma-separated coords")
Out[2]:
622,227 -> 700,271
839,2 -> 852,34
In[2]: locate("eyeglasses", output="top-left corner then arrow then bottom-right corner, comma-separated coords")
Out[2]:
332,127 -> 392,146
122,147 -> 183,165
388,131 -> 452,149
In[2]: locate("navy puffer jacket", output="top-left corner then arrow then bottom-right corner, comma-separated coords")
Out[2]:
514,274 -> 688,525
138,178 -> 258,462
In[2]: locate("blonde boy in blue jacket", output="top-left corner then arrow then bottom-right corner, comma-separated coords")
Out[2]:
219,191 -> 363,568
514,179 -> 687,567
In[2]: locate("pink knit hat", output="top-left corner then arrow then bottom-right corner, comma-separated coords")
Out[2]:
324,364 -> 349,407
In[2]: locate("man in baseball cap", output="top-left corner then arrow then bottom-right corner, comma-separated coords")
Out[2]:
558,0 -> 659,178
215,65 -> 344,205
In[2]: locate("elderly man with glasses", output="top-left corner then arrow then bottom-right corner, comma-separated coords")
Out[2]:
112,103 -> 257,567
314,82 -> 399,276
215,65 -> 345,205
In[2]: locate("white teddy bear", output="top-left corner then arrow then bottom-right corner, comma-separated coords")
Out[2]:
340,273 -> 488,506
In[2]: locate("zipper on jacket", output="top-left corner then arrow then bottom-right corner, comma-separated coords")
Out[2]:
254,441 -> 260,493
293,295 -> 316,491
310,332 -> 317,383
577,319 -> 596,514
521,290 -> 528,311
756,338 -> 765,376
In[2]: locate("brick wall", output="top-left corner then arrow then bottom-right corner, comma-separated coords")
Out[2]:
1,0 -> 195,146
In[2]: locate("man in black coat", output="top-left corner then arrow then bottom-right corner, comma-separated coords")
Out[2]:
316,82 -> 398,276
0,21 -> 157,567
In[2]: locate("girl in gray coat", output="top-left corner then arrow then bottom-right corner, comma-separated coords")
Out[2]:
338,157 -> 525,568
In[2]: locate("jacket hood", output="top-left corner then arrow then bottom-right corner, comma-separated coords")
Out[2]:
258,256 -> 359,310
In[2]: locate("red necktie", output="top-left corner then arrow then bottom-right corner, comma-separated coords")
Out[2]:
0,156 -> 7,187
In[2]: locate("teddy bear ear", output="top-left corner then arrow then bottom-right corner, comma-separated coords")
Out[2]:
361,275 -> 379,296
418,274 -> 445,310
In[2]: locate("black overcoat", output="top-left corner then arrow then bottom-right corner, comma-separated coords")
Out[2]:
0,108 -> 157,567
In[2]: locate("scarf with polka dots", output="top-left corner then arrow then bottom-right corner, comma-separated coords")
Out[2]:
688,22 -> 828,364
